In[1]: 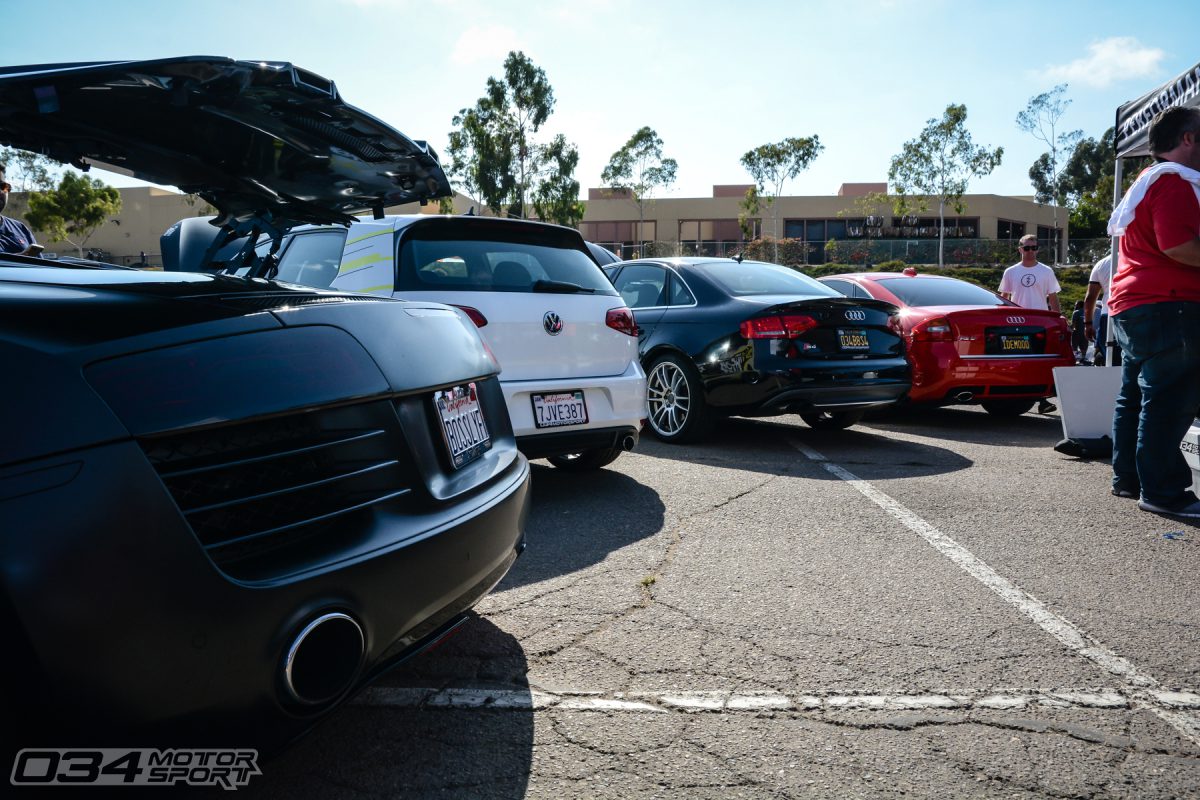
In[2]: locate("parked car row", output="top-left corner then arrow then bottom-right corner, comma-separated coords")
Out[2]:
0,55 -> 1077,756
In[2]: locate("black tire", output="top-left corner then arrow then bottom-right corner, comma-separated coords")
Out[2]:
981,399 -> 1036,417
800,409 -> 865,430
645,353 -> 712,443
547,447 -> 624,471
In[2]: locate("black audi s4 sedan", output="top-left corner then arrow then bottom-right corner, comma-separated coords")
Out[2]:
0,57 -> 528,754
606,258 -> 911,441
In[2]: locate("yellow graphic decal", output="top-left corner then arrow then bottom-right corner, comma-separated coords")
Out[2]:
346,229 -> 393,246
337,252 -> 391,275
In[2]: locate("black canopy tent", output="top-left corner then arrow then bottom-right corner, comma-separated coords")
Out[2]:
1101,60 -> 1200,361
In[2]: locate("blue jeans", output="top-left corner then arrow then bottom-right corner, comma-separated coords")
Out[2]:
1111,302 -> 1200,506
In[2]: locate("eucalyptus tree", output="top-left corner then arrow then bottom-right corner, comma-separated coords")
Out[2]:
601,126 -> 678,244
888,104 -> 1002,267
740,136 -> 823,261
1017,84 -> 1082,262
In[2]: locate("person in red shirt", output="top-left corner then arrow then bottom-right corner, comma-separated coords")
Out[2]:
1108,106 -> 1200,517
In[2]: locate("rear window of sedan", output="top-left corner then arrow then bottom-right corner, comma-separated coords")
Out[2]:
398,238 -> 616,295
876,277 -> 1006,307
697,261 -> 840,297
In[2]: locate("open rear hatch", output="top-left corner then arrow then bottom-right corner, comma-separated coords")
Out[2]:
0,56 -> 451,268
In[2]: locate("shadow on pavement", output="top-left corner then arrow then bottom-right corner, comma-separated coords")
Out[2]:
497,462 -> 666,589
861,403 -> 1066,449
242,616 -> 532,800
634,415 -> 975,482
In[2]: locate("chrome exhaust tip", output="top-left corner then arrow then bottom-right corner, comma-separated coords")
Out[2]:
283,612 -> 364,706
954,391 -> 975,403
621,434 -> 637,451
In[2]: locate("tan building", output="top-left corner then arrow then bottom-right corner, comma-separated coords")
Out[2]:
579,183 -> 1069,265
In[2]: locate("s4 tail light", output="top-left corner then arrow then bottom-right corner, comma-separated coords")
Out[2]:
740,314 -> 819,339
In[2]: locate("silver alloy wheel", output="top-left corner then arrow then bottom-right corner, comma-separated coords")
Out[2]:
648,359 -> 691,437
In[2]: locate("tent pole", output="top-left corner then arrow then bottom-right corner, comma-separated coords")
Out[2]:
1107,158 -> 1124,367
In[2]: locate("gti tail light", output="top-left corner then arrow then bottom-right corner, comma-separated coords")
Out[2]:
452,305 -> 488,328
911,316 -> 954,342
606,306 -> 639,337
740,314 -> 819,339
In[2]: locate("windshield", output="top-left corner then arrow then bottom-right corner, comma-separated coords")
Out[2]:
698,261 -> 841,297
398,238 -> 617,295
877,277 -> 1006,307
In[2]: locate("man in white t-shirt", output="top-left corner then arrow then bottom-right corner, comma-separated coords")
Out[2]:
998,234 -> 1062,413
999,234 -> 1062,311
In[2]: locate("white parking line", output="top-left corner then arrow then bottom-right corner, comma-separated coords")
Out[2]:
789,439 -> 1200,746
354,687 -> 1200,714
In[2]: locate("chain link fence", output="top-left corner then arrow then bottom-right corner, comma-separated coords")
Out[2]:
592,238 -> 1116,268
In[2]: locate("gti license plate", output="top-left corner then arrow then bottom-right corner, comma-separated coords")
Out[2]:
1001,335 -> 1032,352
434,383 -> 491,469
838,328 -> 870,350
531,390 -> 589,428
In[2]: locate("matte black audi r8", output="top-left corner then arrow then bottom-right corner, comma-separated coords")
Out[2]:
0,57 -> 527,750
606,258 -> 911,441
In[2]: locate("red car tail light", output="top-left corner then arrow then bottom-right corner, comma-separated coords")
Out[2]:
740,314 -> 819,339
452,305 -> 488,328
911,316 -> 954,342
606,306 -> 639,337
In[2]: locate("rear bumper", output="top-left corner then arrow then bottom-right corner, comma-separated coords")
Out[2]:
908,350 -> 1076,404
1,439 -> 530,747
703,357 -> 911,415
517,425 -> 640,459
501,360 -> 647,446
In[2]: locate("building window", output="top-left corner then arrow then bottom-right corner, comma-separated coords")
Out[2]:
997,219 -> 1025,240
679,218 -> 755,257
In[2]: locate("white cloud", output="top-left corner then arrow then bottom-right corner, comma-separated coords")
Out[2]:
1043,37 -> 1165,88
451,24 -> 527,65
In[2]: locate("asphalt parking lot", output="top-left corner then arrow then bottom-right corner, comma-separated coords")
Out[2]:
240,406 -> 1200,799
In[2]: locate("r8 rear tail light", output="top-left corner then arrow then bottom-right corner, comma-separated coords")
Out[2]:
740,314 -> 819,339
911,316 -> 954,342
606,306 -> 639,337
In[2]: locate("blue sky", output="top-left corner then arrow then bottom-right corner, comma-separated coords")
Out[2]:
3,0 -> 1195,199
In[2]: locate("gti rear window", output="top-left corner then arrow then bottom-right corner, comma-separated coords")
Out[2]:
398,238 -> 616,295
699,261 -> 840,297
877,277 -> 1006,307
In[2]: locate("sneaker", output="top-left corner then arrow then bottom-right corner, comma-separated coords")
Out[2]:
1037,400 -> 1057,414
1111,487 -> 1139,499
1137,498 -> 1200,518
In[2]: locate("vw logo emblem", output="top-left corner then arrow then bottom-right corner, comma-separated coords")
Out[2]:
844,309 -> 867,322
1006,316 -> 1026,324
543,311 -> 564,336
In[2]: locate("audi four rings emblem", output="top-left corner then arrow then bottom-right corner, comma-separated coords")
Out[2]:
543,311 -> 564,335
1006,316 -> 1026,324
844,310 -> 867,321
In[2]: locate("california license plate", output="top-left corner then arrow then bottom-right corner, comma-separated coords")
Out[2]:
434,383 -> 491,469
838,328 -> 870,351
531,390 -> 589,428
1001,335 -> 1032,352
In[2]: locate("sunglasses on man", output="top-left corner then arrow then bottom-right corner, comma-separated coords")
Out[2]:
1021,245 -> 1039,252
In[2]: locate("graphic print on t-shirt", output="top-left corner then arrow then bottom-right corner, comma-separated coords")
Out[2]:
1020,273 -> 1036,287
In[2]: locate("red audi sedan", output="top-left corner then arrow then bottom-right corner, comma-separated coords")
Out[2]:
819,270 -> 1075,415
